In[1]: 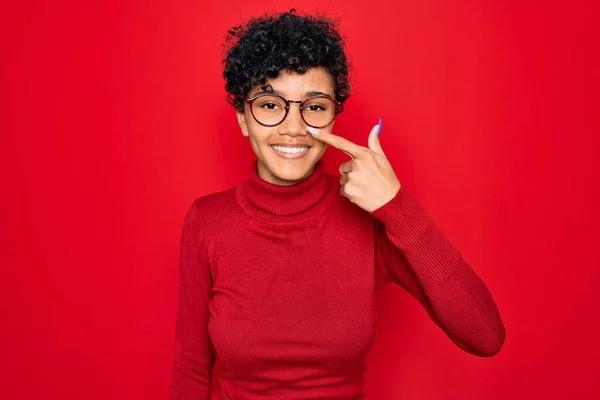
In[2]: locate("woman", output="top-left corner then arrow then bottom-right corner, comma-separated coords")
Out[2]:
169,9 -> 505,400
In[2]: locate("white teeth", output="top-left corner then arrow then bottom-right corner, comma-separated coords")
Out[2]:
271,145 -> 309,154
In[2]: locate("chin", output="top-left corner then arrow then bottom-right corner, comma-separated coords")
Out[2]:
259,155 -> 318,185
273,162 -> 313,181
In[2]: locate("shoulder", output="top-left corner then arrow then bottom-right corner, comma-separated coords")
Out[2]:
185,184 -> 238,219
191,185 -> 237,210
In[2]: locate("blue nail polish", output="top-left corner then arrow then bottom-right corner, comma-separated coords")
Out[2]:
377,117 -> 382,135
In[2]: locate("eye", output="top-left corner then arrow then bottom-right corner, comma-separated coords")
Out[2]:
255,96 -> 285,111
261,102 -> 280,110
303,99 -> 331,112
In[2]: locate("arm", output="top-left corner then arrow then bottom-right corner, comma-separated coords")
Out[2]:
371,188 -> 506,357
169,202 -> 215,399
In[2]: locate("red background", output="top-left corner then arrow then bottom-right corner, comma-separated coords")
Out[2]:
1,0 -> 599,399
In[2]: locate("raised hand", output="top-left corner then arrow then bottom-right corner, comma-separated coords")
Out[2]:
307,121 -> 402,213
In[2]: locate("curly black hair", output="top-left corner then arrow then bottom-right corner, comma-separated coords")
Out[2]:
222,9 -> 351,112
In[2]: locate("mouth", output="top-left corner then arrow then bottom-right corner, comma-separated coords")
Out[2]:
270,144 -> 312,159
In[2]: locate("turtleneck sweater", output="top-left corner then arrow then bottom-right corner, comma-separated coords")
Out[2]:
168,160 -> 505,400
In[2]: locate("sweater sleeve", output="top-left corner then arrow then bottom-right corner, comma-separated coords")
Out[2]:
169,201 -> 215,399
370,188 -> 506,357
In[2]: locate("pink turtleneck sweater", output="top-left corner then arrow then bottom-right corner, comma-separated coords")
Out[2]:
168,160 -> 505,400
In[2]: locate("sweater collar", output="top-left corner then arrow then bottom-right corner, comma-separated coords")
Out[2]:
237,160 -> 335,222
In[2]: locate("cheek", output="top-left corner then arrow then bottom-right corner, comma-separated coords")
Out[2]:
313,142 -> 328,157
246,121 -> 275,141
246,127 -> 277,154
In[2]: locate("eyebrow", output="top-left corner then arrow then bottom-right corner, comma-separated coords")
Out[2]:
253,88 -> 333,99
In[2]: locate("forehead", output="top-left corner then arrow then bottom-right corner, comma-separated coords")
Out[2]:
252,67 -> 335,97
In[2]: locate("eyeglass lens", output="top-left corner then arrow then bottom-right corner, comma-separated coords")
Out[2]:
250,95 -> 336,127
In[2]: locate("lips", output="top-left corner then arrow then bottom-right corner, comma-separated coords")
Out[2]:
270,144 -> 311,159
269,143 -> 312,147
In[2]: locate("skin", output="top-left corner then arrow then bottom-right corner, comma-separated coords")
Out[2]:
236,66 -> 402,212
310,123 -> 402,213
236,67 -> 335,186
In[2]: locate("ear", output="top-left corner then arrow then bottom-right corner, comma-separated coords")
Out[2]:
236,110 -> 249,137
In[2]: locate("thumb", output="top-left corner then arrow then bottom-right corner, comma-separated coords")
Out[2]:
367,118 -> 385,157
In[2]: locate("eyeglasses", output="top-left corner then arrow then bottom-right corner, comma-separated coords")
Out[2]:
245,93 -> 343,128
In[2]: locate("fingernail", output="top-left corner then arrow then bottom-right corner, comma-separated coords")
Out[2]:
377,117 -> 382,135
306,126 -> 320,136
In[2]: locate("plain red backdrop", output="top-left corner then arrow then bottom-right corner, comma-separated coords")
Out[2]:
1,0 -> 599,399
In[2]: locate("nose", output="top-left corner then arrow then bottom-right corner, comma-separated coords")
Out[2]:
277,102 -> 307,137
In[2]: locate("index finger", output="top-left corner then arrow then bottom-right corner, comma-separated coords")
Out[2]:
306,127 -> 367,159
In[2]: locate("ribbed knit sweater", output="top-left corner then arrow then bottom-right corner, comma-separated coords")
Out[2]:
168,160 -> 505,400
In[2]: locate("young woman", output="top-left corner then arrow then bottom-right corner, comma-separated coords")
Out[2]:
169,9 -> 505,400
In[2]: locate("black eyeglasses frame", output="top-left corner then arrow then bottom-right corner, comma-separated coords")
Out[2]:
244,93 -> 343,128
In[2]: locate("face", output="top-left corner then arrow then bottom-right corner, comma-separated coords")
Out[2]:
236,67 -> 336,186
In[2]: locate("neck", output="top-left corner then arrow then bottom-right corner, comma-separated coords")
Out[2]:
236,159 -> 336,223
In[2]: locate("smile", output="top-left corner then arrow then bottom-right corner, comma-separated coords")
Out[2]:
270,145 -> 311,159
